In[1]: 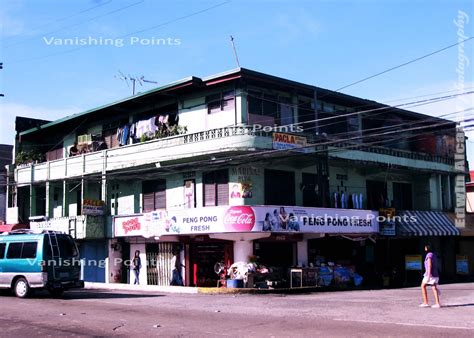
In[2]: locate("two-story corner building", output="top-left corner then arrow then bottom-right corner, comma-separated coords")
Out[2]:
6,68 -> 467,287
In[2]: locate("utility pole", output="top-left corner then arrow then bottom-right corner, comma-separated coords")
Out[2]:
0,62 -> 4,97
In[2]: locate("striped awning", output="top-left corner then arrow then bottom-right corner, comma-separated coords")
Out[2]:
397,211 -> 460,236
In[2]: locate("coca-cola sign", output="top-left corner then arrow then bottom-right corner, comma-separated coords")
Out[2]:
224,206 -> 256,231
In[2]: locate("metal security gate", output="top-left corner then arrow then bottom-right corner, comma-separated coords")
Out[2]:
146,243 -> 174,286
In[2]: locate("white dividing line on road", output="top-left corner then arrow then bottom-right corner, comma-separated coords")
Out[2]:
332,318 -> 474,331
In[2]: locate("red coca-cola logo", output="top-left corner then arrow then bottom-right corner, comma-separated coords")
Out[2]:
224,206 -> 255,231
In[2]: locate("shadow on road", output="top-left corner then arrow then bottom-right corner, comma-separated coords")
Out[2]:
1,289 -> 165,300
442,303 -> 474,308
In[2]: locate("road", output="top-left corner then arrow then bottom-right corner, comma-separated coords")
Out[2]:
1,283 -> 473,337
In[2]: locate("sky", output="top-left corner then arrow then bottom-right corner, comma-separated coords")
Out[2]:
0,0 -> 473,161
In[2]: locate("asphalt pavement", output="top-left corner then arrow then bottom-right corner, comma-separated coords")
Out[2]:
0,283 -> 473,337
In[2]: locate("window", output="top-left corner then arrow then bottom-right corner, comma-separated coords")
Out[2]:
46,147 -> 63,161
6,243 -> 23,259
143,179 -> 166,212
207,90 -> 235,114
6,242 -> 38,259
203,169 -> 229,206
0,243 -> 5,259
21,242 -> 38,259
57,235 -> 79,258
264,169 -> 296,206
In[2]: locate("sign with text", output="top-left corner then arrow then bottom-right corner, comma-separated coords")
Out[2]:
272,133 -> 311,153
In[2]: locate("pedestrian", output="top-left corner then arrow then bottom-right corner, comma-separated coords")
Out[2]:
419,244 -> 441,308
132,250 -> 142,285
170,249 -> 184,286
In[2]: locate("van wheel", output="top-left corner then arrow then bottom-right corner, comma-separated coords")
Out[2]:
49,288 -> 64,298
14,278 -> 30,298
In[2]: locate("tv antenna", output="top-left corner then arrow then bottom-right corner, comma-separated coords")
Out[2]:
230,36 -> 241,68
115,71 -> 158,95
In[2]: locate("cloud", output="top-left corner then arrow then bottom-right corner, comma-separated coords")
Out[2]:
0,103 -> 82,145
274,10 -> 321,44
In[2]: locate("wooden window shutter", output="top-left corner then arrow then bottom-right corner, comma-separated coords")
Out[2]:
216,182 -> 229,206
204,182 -> 216,206
154,181 -> 166,209
216,169 -> 229,206
143,192 -> 155,212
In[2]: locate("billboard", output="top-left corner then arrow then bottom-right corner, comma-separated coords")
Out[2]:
114,206 -> 379,237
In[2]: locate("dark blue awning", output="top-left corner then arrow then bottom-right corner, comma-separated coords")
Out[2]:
397,211 -> 460,236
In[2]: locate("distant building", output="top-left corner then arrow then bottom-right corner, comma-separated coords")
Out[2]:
0,144 -> 13,223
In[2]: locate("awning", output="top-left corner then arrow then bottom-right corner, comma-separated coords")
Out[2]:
397,211 -> 460,236
0,224 -> 29,233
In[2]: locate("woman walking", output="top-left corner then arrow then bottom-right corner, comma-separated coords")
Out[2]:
419,244 -> 441,308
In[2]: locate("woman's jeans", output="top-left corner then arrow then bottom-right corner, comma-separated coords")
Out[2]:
133,269 -> 140,285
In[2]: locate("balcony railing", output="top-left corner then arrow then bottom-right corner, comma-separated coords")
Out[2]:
14,127 -> 457,185
15,126 -> 273,184
29,215 -> 105,240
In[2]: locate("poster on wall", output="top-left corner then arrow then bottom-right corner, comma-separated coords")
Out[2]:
379,208 -> 396,236
405,255 -> 422,271
456,255 -> 469,275
183,180 -> 196,208
230,167 -> 259,199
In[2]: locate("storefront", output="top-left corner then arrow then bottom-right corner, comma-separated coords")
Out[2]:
112,205 -> 380,288
375,210 -> 460,287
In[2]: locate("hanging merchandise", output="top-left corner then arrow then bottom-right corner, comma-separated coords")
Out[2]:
353,194 -> 359,209
340,192 -> 346,209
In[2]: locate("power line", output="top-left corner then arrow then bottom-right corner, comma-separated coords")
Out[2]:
4,1 -> 145,49
2,0 -> 113,42
333,37 -> 474,93
8,1 -> 232,65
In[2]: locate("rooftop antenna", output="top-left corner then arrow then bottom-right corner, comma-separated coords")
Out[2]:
115,71 -> 158,95
230,36 -> 241,68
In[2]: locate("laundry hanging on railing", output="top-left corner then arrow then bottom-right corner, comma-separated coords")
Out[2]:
116,124 -> 130,146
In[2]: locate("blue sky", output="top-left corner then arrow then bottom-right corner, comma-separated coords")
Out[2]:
1,0 -> 473,160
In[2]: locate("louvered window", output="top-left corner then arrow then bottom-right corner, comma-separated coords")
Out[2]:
142,180 -> 166,212
203,169 -> 229,207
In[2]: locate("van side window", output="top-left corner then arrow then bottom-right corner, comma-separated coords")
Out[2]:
22,242 -> 38,259
0,243 -> 6,259
6,242 -> 38,259
7,243 -> 22,259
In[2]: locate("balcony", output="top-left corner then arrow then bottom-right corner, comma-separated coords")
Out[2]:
29,215 -> 105,240
15,127 -> 273,184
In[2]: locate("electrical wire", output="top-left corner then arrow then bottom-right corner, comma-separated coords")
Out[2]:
8,1 -> 232,65
4,1 -> 145,49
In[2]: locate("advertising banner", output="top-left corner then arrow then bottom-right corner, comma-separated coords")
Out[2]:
114,206 -> 379,237
456,255 -> 469,275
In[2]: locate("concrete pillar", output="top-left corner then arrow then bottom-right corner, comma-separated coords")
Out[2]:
29,184 -> 35,217
292,94 -> 299,124
62,181 -> 68,217
233,240 -> 253,263
108,239 -> 122,284
45,181 -> 50,218
438,174 -> 443,210
297,239 -> 309,267
129,243 -> 147,286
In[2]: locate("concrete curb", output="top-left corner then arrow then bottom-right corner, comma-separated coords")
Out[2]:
84,282 -> 199,294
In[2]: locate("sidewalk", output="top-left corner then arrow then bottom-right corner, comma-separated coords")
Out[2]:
84,282 -> 328,294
